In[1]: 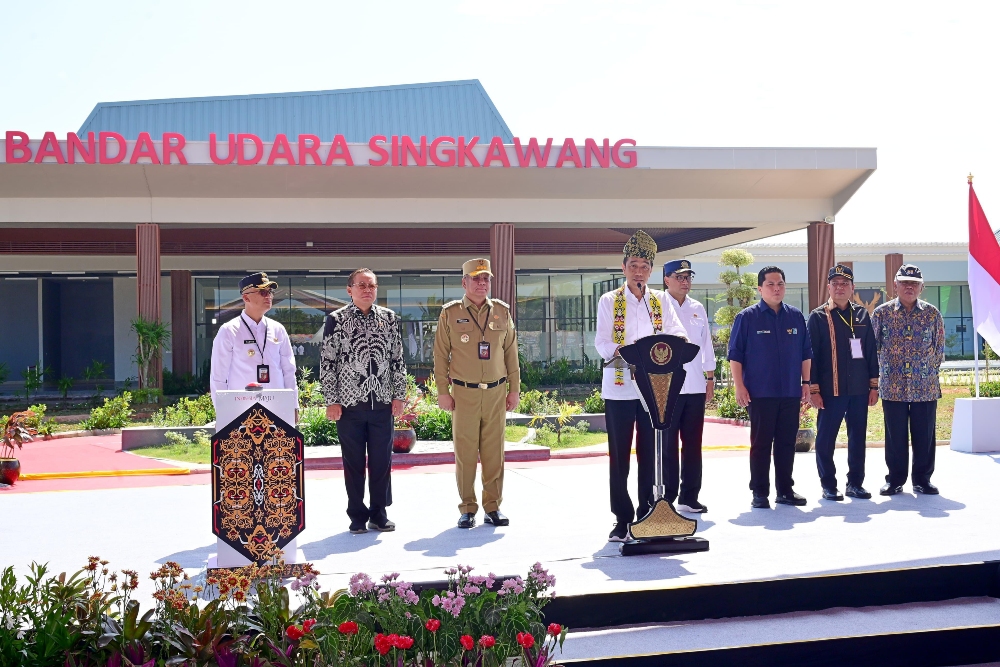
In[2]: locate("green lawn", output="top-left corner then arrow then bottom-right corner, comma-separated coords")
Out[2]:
529,429 -> 608,450
504,425 -> 529,442
132,442 -> 210,465
835,386 -> 963,443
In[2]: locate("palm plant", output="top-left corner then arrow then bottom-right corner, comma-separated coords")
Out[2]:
131,316 -> 172,390
528,399 -> 582,444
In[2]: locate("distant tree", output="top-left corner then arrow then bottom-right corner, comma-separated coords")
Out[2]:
713,249 -> 756,348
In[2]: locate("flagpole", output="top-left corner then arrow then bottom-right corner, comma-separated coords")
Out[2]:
974,331 -> 980,397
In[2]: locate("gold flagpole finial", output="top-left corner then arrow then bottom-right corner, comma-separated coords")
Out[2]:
968,172 -> 974,184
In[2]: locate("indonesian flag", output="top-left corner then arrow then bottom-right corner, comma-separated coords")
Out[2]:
969,182 -> 1000,351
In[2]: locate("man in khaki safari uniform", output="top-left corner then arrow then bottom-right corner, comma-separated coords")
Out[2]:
433,258 -> 520,529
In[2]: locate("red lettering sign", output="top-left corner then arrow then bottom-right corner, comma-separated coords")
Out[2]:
3,133 -> 640,168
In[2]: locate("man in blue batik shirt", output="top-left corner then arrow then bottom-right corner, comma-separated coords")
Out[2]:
728,266 -> 813,509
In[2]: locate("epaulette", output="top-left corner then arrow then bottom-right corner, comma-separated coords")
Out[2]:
442,299 -> 464,309
491,298 -> 510,310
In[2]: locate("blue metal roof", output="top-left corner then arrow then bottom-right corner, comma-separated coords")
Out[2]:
77,80 -> 513,142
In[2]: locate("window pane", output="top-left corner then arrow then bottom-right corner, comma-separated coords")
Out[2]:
400,276 -> 444,321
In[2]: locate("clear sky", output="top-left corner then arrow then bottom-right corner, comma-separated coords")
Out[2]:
2,0 -> 996,244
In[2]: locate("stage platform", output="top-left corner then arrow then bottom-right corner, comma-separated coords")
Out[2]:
4,445 -> 1000,664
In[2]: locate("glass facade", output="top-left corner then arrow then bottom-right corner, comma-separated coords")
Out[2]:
194,273 -> 980,380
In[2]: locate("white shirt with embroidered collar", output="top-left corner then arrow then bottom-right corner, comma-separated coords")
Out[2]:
595,285 -> 687,400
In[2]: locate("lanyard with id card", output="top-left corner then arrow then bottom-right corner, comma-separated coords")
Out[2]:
241,315 -> 271,383
836,309 -> 865,360
467,305 -> 491,360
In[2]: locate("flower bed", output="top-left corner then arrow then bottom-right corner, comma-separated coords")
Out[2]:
0,553 -> 566,666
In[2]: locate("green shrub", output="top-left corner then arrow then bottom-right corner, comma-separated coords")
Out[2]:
83,392 -> 134,430
299,406 -> 339,446
162,367 -> 210,395
414,407 -> 452,441
297,367 -> 326,409
21,403 -> 57,436
132,387 -> 163,404
969,381 -> 1000,398
150,394 -> 215,427
163,429 -> 211,448
517,389 -> 555,415
583,389 -> 605,413
715,386 -> 749,421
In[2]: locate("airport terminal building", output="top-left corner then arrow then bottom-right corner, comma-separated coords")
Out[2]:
0,79 -> 900,386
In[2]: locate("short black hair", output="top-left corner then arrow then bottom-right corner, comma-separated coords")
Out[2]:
757,266 -> 786,286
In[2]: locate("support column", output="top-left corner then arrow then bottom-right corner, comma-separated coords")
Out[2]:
490,223 -> 516,317
807,222 -> 835,311
885,253 -> 903,301
170,270 -> 193,377
136,224 -> 162,388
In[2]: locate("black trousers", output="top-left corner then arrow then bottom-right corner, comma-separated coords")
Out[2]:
882,400 -> 937,486
814,394 -> 869,489
747,397 -> 801,497
605,399 -> 655,524
664,393 -> 706,505
338,401 -> 394,526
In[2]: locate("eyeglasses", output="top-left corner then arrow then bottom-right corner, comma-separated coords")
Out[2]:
671,274 -> 693,283
253,288 -> 275,297
352,283 -> 378,292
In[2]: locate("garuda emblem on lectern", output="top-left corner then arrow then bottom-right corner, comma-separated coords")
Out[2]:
211,405 -> 305,564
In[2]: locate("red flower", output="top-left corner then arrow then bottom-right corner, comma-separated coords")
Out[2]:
374,633 -> 392,655
338,621 -> 359,635
394,635 -> 414,650
459,635 -> 475,651
517,632 -> 535,649
303,618 -> 317,633
478,635 -> 496,649
425,618 -> 441,632
548,623 -> 562,636
286,625 -> 305,641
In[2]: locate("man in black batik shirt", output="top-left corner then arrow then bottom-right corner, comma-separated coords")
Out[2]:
321,268 -> 407,534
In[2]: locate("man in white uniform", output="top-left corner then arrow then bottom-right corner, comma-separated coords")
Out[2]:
595,231 -> 687,542
662,259 -> 716,514
210,272 -> 298,415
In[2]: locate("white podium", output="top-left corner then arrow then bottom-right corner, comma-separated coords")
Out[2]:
950,397 -> 1000,453
209,388 -> 305,569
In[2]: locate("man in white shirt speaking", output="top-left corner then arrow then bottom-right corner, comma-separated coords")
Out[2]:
662,259 -> 716,514
209,272 -> 298,415
595,231 -> 687,542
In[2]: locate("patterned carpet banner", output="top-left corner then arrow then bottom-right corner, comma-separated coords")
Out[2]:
211,404 -> 305,564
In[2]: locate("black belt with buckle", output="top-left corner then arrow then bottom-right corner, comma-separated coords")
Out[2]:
452,377 -> 507,389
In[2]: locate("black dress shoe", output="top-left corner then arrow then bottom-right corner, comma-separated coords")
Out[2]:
677,500 -> 708,513
880,483 -> 903,496
751,495 -> 770,509
775,492 -> 807,506
912,482 -> 939,495
822,488 -> 844,501
484,511 -> 509,526
368,519 -> 396,532
457,513 -> 476,529
845,485 -> 872,499
608,522 -> 629,542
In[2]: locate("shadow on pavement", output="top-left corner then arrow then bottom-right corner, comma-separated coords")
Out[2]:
728,493 -> 967,531
156,543 -> 216,568
301,531 -> 384,560
404,526 -> 505,557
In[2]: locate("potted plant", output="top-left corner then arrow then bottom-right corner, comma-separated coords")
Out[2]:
796,402 -> 816,452
1,410 -> 38,487
392,377 -> 424,454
